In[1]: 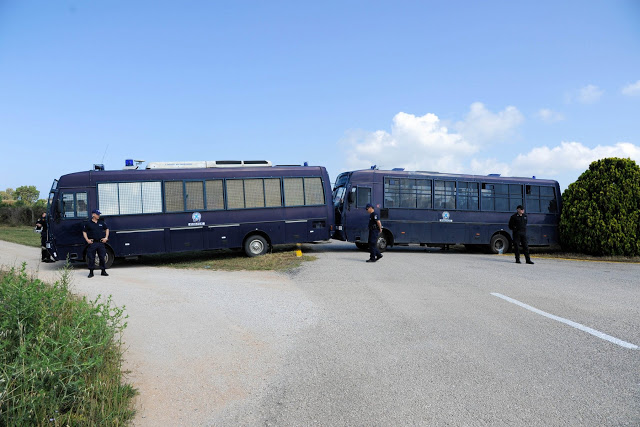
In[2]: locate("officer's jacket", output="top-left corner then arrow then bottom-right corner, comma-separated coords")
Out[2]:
509,213 -> 528,234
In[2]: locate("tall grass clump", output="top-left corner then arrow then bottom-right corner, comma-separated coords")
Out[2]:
0,263 -> 136,426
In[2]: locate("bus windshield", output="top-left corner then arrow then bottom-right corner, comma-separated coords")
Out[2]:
332,173 -> 350,206
333,187 -> 346,207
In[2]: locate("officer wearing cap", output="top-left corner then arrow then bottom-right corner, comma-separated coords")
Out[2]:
82,209 -> 110,277
508,205 -> 534,264
365,203 -> 383,263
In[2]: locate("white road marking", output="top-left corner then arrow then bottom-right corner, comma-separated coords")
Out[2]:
491,292 -> 638,350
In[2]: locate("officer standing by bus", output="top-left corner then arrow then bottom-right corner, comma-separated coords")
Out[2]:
509,205 -> 534,264
366,203 -> 383,263
35,212 -> 53,262
82,209 -> 110,277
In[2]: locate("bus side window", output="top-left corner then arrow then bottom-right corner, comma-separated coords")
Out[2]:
62,193 -> 75,218
357,187 -> 371,207
348,187 -> 356,204
77,192 -> 88,218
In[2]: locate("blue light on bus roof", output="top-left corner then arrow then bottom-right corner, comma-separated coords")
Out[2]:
392,168 -> 405,171
125,159 -> 134,167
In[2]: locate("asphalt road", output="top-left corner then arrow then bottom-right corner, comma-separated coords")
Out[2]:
1,240 -> 638,426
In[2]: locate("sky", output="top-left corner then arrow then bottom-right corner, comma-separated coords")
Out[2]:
1,1 -> 639,200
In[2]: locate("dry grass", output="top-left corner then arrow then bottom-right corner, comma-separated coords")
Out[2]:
127,244 -> 317,271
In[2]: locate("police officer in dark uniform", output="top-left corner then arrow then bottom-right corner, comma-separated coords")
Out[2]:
365,203 -> 383,263
35,212 -> 53,262
82,209 -> 110,277
508,205 -> 534,264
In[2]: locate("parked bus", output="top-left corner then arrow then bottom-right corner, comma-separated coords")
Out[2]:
331,168 -> 561,254
45,160 -> 334,267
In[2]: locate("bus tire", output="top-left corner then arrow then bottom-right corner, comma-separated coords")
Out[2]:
244,235 -> 269,257
85,245 -> 115,269
377,231 -> 390,252
489,234 -> 510,254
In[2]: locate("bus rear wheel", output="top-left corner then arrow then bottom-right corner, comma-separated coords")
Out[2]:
85,246 -> 115,269
377,232 -> 390,252
489,234 -> 510,254
244,235 -> 269,257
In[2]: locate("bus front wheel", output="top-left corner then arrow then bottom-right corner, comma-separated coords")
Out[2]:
244,235 -> 269,257
489,234 -> 510,254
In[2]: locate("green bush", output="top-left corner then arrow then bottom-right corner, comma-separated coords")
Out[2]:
559,157 -> 640,256
0,263 -> 136,426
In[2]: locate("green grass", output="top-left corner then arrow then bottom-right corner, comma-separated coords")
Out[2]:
0,225 -> 41,248
0,263 -> 136,426
131,244 -> 317,271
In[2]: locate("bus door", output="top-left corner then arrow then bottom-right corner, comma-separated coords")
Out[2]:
345,185 -> 372,242
50,189 -> 90,260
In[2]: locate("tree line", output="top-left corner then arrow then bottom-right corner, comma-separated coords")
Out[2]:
0,185 -> 47,226
2,158 -> 639,256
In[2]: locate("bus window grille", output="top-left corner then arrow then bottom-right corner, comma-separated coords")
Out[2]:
284,178 -> 304,206
164,181 -> 184,212
205,180 -> 225,210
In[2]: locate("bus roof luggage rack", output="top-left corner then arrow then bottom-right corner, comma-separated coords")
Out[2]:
146,160 -> 272,169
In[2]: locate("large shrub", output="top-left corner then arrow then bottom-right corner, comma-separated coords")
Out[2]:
559,157 -> 640,256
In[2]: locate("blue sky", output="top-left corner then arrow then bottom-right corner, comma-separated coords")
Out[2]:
1,1 -> 639,199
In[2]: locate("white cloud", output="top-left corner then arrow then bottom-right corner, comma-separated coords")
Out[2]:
342,111 -> 477,172
469,158 -> 512,176
621,80 -> 640,96
577,84 -> 604,104
512,141 -> 640,177
455,102 -> 524,144
341,103 -> 524,172
536,108 -> 565,123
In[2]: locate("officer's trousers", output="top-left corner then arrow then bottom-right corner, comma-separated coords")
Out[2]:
512,232 -> 531,262
87,242 -> 107,270
368,229 -> 382,260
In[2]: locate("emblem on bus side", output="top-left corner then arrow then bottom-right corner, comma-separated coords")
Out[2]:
439,211 -> 453,223
189,212 -> 205,226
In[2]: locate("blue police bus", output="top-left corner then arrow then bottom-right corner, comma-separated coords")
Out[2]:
331,168 -> 561,254
45,160 -> 334,267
